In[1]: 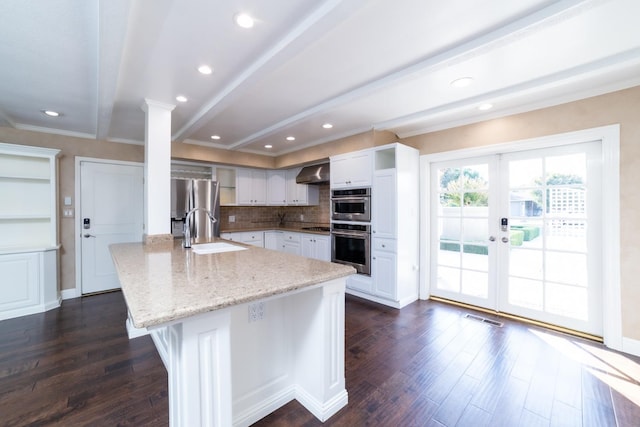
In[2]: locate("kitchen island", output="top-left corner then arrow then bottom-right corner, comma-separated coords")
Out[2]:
110,239 -> 355,427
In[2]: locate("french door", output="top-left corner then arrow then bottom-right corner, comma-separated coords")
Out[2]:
430,141 -> 602,336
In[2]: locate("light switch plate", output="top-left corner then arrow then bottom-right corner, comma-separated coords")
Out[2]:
229,215 -> 235,223
63,208 -> 74,218
64,196 -> 72,206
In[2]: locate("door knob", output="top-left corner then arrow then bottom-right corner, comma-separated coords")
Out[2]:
83,234 -> 96,238
489,236 -> 496,242
501,237 -> 509,243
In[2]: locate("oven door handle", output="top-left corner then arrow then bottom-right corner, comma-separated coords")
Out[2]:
331,231 -> 369,238
331,197 -> 369,202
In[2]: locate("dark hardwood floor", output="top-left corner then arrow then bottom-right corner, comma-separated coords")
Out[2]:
1,291 -> 639,426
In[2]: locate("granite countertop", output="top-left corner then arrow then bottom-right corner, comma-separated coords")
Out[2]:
110,239 -> 354,329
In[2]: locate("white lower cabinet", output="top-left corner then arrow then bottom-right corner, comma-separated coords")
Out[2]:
0,249 -> 60,321
264,231 -> 283,250
371,238 -> 397,300
220,231 -> 264,247
281,232 -> 301,255
301,234 -> 330,261
222,230 -> 330,260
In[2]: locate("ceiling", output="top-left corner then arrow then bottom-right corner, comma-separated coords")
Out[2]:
1,0 -> 639,156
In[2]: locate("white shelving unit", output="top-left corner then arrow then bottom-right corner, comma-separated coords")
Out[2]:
0,142 -> 61,320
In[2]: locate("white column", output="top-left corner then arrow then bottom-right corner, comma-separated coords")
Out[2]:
141,99 -> 175,241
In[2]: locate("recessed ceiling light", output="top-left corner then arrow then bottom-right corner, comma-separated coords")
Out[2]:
211,135 -> 221,140
478,103 -> 493,111
198,65 -> 213,75
322,123 -> 333,129
176,95 -> 188,103
42,110 -> 61,117
286,136 -> 295,141
264,144 -> 273,149
450,77 -> 474,88
234,13 -> 255,28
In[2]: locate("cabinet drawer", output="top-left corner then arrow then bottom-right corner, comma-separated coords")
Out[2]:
372,238 -> 396,252
282,232 -> 301,243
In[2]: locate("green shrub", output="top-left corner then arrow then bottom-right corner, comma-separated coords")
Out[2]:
510,225 -> 540,241
510,230 -> 524,246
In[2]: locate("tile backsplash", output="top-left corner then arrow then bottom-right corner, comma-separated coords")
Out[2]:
220,183 -> 329,230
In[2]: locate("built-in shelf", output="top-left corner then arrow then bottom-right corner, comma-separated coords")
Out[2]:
0,142 -> 61,321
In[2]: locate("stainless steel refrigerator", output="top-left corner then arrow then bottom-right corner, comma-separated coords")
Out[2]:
170,178 -> 220,241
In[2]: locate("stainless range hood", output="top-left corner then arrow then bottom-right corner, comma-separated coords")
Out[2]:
295,163 -> 330,184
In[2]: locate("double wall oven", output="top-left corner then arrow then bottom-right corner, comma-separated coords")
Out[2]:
331,188 -> 371,275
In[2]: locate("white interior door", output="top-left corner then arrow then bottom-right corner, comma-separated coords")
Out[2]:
430,142 -> 603,336
80,161 -> 143,294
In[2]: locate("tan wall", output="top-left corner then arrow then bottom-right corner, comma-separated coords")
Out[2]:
172,141 -> 276,169
274,129 -> 397,168
0,127 -> 144,294
402,85 -> 640,341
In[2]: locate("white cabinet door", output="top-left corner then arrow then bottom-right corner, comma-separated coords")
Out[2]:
0,252 -> 39,313
314,235 -> 331,261
237,169 -> 267,205
330,151 -> 372,188
372,170 -> 396,238
264,231 -> 283,250
267,170 -> 287,205
372,248 -> 396,300
242,232 -> 264,247
282,231 -> 301,255
285,168 -> 319,205
302,234 -> 330,261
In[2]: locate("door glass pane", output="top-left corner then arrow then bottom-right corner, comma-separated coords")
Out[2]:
508,278 -> 543,310
546,283 -> 587,320
438,217 -> 461,268
546,219 -> 586,251
509,158 -> 542,188
546,251 -> 587,286
462,270 -> 488,298
510,190 -> 543,217
509,248 -> 542,280
437,266 -> 460,292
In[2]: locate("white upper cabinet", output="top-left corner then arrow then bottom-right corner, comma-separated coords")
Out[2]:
286,168 -> 319,205
237,168 -> 267,205
330,150 -> 373,189
372,170 -> 396,239
267,170 -> 287,205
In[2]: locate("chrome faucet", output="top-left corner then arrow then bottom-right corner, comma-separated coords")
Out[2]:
183,207 -> 216,248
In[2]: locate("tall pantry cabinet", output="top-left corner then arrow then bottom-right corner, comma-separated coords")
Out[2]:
0,142 -> 61,321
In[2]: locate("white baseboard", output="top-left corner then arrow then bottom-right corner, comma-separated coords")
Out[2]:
61,288 -> 80,300
126,317 -> 149,339
295,387 -> 348,422
622,337 -> 640,357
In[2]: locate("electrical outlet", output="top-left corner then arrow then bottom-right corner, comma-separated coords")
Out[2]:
300,214 -> 304,221
229,215 -> 235,223
248,301 -> 265,322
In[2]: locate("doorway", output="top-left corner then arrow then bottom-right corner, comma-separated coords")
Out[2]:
421,126 -> 620,343
76,159 -> 143,295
